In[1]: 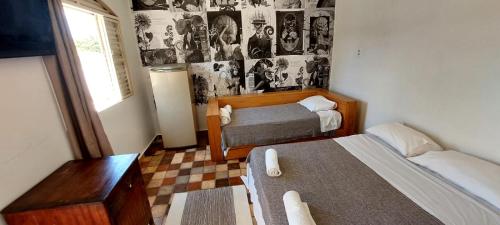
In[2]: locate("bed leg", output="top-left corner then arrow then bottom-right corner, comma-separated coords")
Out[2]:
208,127 -> 224,162
210,143 -> 224,162
207,98 -> 224,162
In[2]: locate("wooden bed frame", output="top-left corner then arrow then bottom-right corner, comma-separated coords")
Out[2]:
206,89 -> 359,162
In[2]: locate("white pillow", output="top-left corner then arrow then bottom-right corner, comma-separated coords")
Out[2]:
219,108 -> 231,126
408,151 -> 500,209
366,122 -> 443,157
298,95 -> 337,112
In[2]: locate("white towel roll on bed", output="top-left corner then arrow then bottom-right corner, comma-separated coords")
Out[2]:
265,149 -> 282,177
220,107 -> 231,126
283,191 -> 317,225
224,104 -> 232,114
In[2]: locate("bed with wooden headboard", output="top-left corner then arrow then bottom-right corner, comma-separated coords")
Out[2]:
206,88 -> 359,162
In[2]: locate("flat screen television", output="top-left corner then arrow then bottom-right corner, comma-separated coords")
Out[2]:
0,0 -> 56,59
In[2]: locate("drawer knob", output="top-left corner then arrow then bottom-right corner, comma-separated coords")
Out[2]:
128,183 -> 133,189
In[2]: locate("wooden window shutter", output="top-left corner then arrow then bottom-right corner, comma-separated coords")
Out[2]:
64,0 -> 133,99
103,17 -> 133,98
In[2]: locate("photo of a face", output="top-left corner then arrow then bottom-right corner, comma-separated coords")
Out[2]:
309,16 -> 330,54
242,9 -> 275,59
245,58 -> 275,93
304,56 -> 330,89
171,13 -> 210,63
276,11 -> 304,55
305,9 -> 334,56
207,11 -> 244,61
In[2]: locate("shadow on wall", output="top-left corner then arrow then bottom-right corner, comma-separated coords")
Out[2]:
357,100 -> 367,132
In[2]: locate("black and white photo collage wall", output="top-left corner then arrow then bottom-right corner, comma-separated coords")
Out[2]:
132,0 -> 335,105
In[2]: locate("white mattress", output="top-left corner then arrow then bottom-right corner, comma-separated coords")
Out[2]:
246,134 -> 500,225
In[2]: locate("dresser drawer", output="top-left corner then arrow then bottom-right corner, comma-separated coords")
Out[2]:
1,154 -> 153,225
105,161 -> 151,225
113,176 -> 151,225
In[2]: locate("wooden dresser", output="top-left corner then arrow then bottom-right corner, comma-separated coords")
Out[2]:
1,154 -> 154,225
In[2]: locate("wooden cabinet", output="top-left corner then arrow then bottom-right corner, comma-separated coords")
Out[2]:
1,154 -> 154,225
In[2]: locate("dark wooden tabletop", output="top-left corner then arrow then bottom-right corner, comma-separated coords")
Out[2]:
1,154 -> 139,213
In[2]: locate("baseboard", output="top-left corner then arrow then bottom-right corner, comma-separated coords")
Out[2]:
139,134 -> 161,158
140,131 -> 208,158
196,130 -> 208,135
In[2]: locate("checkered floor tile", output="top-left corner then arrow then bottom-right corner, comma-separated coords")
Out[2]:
139,146 -> 251,225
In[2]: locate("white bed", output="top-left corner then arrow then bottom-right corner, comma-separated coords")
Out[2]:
246,134 -> 500,225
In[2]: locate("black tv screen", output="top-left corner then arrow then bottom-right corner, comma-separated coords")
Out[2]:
0,0 -> 56,58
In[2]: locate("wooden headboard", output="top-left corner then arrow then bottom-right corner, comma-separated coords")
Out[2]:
206,88 -> 359,161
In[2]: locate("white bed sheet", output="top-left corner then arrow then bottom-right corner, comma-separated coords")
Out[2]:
316,110 -> 342,132
244,167 -> 266,225
246,134 -> 500,225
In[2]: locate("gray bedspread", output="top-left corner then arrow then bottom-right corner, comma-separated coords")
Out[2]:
248,139 -> 443,225
222,103 -> 326,149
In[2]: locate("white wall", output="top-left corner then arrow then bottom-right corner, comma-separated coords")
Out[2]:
331,0 -> 500,163
0,57 -> 74,225
98,0 -> 158,154
0,2 -> 159,223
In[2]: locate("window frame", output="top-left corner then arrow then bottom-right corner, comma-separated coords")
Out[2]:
63,0 -> 134,110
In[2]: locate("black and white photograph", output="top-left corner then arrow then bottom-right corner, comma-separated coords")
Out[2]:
140,49 -> 178,66
131,0 -> 169,11
190,60 -> 246,102
307,0 -> 335,8
245,58 -> 275,93
135,11 -> 178,66
242,9 -> 276,59
274,0 -> 304,9
207,0 -> 241,11
303,55 -> 330,89
273,56 -> 305,90
191,66 -> 210,105
305,9 -> 334,55
276,11 -> 304,56
241,0 -> 273,8
171,12 -> 210,63
170,0 -> 205,11
207,11 -> 244,61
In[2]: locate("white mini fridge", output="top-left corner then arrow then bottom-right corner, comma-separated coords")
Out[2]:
150,64 -> 197,148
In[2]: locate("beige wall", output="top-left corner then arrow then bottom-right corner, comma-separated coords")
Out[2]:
0,1 -> 158,222
331,0 -> 500,163
0,57 -> 74,225
99,0 -> 158,154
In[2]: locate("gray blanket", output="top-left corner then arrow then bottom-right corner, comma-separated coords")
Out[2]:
248,139 -> 443,225
181,187 -> 236,225
222,103 -> 326,149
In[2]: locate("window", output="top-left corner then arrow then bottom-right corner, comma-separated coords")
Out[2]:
63,0 -> 132,111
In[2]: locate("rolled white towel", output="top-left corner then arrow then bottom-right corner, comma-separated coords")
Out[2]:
224,104 -> 232,114
265,149 -> 282,177
283,191 -> 316,225
220,108 -> 231,126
